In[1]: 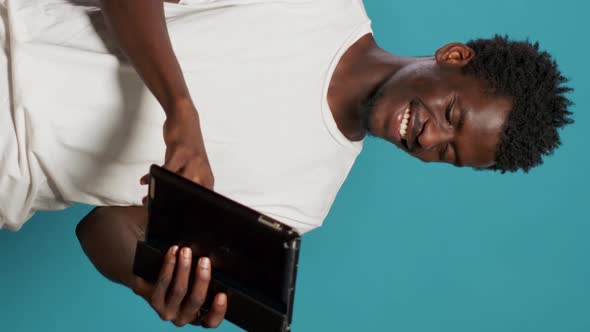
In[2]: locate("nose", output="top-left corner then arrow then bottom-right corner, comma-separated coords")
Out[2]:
417,120 -> 454,151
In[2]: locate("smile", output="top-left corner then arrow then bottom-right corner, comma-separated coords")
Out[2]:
399,105 -> 411,139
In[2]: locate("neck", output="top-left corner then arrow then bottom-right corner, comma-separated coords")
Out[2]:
327,34 -> 414,141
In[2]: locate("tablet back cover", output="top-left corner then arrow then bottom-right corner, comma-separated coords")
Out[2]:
133,165 -> 300,332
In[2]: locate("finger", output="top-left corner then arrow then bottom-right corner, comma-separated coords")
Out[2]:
140,174 -> 149,185
180,158 -> 203,184
162,152 -> 184,174
142,196 -> 147,206
150,246 -> 178,319
175,257 -> 211,326
202,293 -> 228,329
165,247 -> 193,324
181,158 -> 214,189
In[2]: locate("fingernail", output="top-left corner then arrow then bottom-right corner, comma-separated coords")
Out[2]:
217,293 -> 227,306
183,247 -> 191,259
200,257 -> 210,270
170,246 -> 179,255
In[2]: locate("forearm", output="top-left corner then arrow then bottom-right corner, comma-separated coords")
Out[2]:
99,0 -> 192,114
76,206 -> 147,289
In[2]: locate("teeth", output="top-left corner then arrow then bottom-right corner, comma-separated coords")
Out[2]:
400,107 -> 411,139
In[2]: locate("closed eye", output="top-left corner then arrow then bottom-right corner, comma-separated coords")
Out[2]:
439,143 -> 456,163
440,143 -> 449,161
445,96 -> 456,125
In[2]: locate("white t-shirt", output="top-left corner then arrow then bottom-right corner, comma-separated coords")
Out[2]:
0,0 -> 371,233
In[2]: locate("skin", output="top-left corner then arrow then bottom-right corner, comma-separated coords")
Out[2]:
328,35 -> 512,168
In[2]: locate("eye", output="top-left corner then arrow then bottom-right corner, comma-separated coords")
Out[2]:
445,96 -> 456,125
440,143 -> 450,161
440,142 -> 456,163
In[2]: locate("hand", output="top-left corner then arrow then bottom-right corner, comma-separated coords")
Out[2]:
133,246 -> 228,328
140,104 -> 214,193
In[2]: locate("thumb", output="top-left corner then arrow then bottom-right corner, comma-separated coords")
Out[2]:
140,174 -> 150,185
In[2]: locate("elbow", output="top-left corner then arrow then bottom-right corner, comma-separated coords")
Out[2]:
75,207 -> 102,247
75,215 -> 86,243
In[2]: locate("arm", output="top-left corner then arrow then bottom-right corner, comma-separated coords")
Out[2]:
100,0 -> 190,114
76,206 -> 227,327
100,0 -> 214,188
81,3 -> 224,326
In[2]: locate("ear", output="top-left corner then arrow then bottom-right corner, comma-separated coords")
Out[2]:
435,42 -> 475,67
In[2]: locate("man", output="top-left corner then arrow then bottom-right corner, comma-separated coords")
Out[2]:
0,0 -> 572,329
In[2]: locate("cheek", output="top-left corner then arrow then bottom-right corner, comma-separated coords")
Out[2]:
369,86 -> 411,122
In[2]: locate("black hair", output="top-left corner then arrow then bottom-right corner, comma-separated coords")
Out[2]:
463,35 -> 573,173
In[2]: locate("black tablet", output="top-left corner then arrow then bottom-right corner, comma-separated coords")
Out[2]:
132,165 -> 301,332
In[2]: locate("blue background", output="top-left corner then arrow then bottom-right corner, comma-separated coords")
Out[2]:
1,0 -> 588,331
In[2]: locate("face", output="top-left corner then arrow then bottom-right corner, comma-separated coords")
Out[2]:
363,44 -> 512,169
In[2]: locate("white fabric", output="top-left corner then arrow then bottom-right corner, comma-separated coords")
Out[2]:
0,0 -> 371,234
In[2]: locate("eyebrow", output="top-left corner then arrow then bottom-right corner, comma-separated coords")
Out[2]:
452,105 -> 467,167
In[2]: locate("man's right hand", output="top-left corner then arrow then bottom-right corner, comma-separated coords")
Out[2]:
132,246 -> 228,328
139,103 -> 214,204
161,104 -> 215,190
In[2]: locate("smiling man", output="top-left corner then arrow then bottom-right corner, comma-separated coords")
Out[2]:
1,0 -> 572,329
330,35 -> 572,171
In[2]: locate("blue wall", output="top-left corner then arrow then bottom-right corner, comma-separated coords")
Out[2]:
1,0 -> 588,331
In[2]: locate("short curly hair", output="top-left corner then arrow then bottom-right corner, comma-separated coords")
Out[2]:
462,35 -> 574,173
